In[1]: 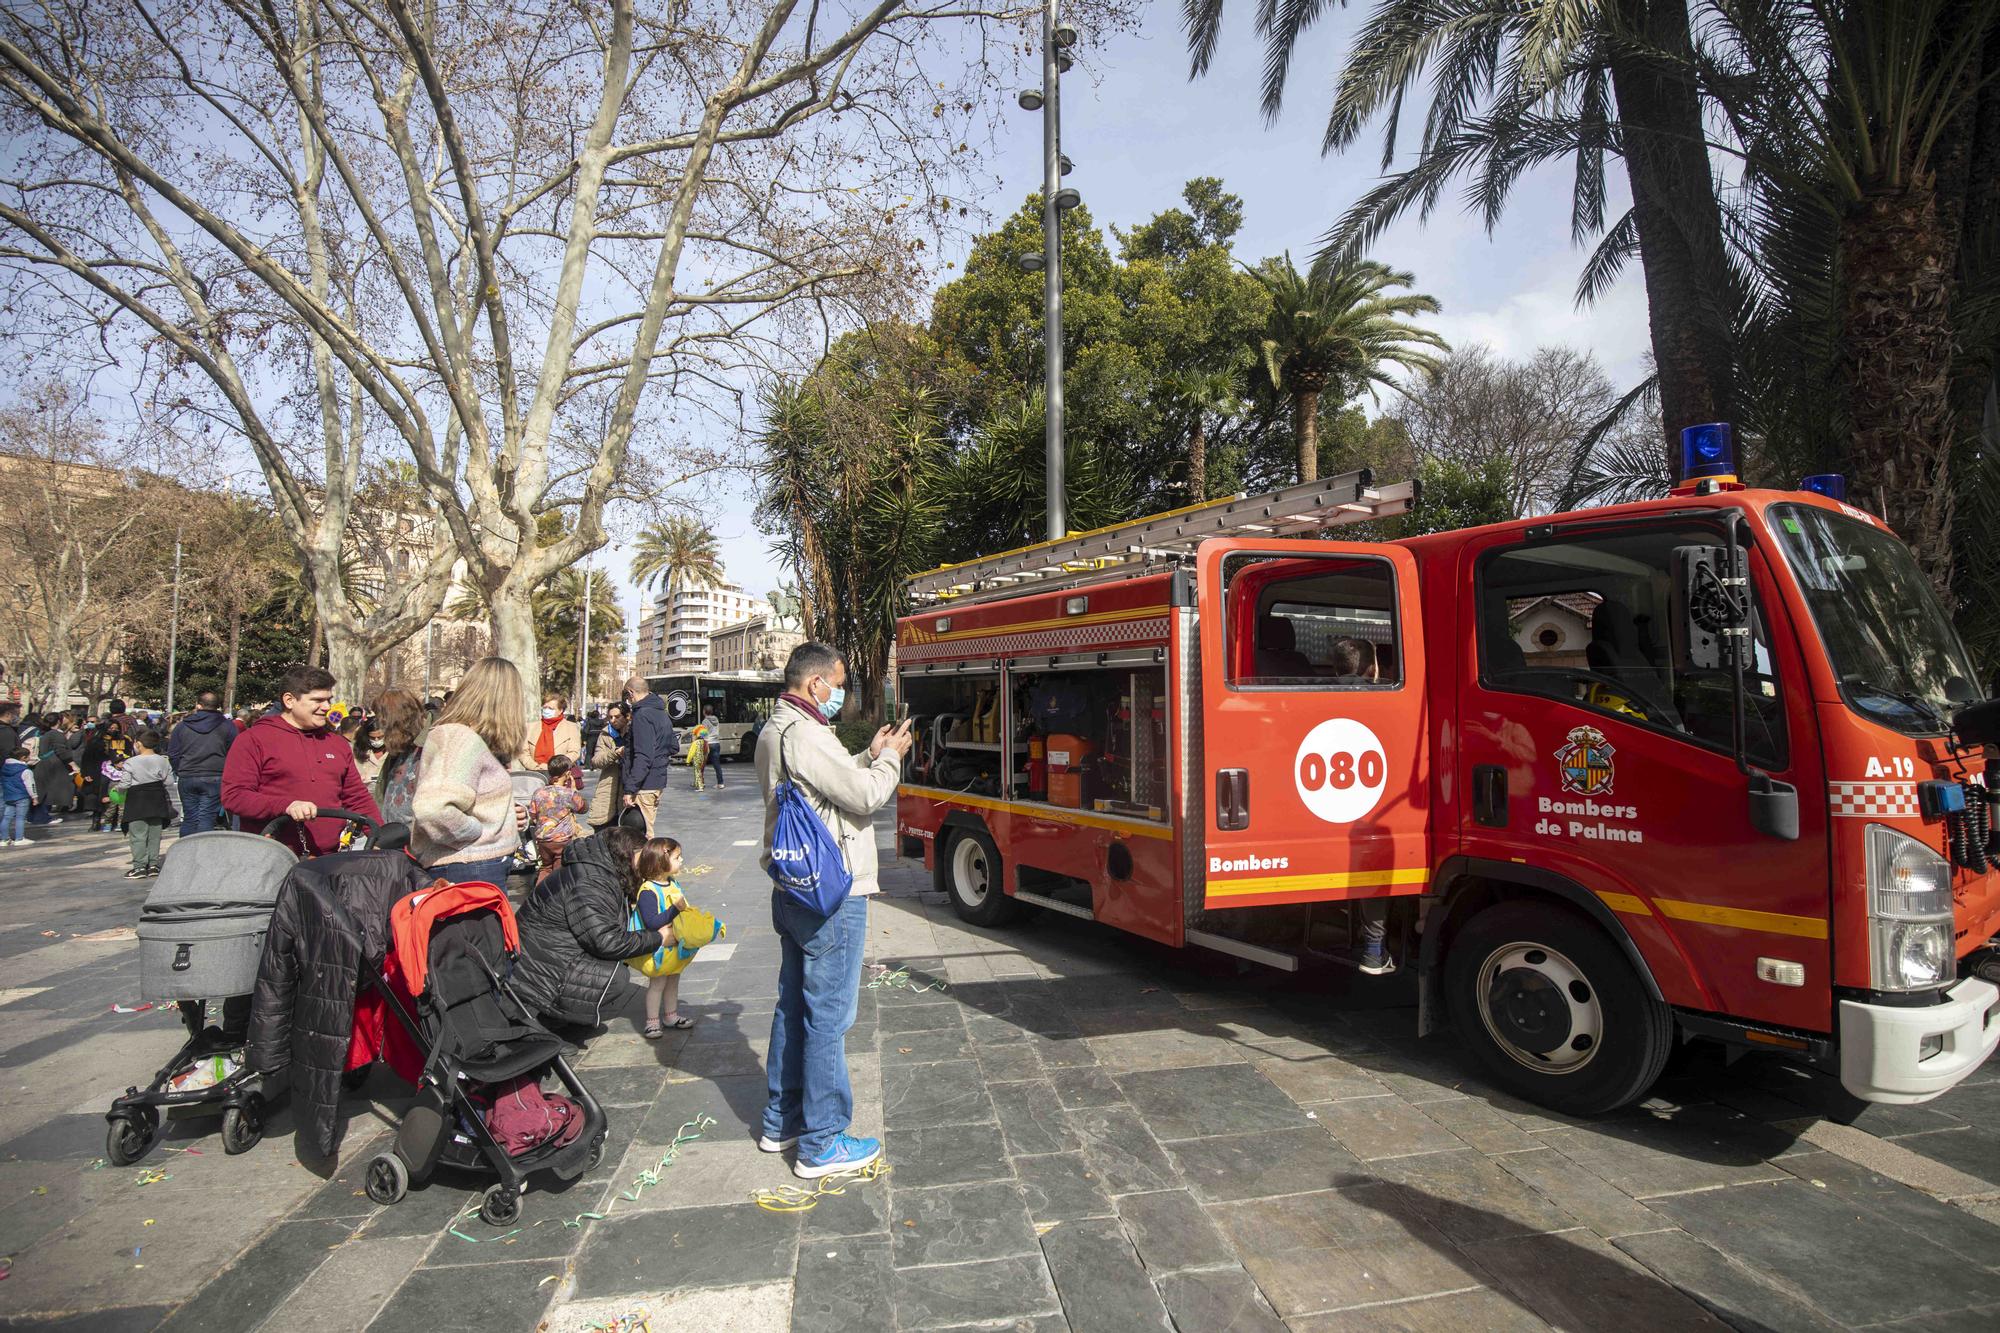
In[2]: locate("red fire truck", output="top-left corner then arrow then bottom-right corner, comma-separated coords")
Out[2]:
893,431 -> 2000,1115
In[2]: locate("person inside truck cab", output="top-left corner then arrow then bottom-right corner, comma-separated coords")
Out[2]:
1327,637 -> 1377,685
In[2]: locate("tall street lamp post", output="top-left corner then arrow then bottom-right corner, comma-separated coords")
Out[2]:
577,566 -> 594,708
165,525 -> 183,714
1018,5 -> 1081,543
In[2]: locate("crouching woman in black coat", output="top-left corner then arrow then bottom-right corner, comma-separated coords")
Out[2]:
511,826 -> 670,1029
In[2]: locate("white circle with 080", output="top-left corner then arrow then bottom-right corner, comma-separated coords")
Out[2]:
1292,717 -> 1389,825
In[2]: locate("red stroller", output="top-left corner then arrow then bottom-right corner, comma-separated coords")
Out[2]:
359,881 -> 607,1225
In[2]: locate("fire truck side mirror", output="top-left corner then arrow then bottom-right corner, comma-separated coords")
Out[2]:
1675,544 -> 1749,672
1955,698 -> 2000,749
1747,773 -> 1800,841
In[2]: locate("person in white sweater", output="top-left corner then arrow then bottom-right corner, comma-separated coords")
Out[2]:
412,658 -> 529,886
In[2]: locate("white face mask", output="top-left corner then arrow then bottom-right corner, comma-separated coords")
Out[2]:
542,708 -> 558,720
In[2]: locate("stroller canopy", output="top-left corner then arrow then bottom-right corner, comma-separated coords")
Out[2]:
391,882 -> 521,996
147,831 -> 298,912
389,882 -> 556,1085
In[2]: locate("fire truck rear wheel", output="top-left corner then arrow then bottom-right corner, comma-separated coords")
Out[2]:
1445,900 -> 1671,1116
946,829 -> 1021,927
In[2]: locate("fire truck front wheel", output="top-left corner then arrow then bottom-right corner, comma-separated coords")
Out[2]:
945,829 -> 1022,927
1445,900 -> 1672,1116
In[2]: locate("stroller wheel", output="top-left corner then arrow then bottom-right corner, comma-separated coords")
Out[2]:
364,1152 -> 409,1206
479,1183 -> 522,1226
221,1096 -> 265,1155
106,1110 -> 158,1167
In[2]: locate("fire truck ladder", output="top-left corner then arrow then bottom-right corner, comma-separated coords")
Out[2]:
906,469 -> 1417,606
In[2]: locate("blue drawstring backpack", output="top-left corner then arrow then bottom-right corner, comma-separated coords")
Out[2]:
766,724 -> 852,916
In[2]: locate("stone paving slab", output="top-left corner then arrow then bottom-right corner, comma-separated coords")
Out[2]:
9,784 -> 2000,1331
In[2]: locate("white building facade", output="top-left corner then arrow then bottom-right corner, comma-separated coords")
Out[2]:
654,582 -> 765,673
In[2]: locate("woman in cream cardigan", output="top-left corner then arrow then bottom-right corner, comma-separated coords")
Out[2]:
412,657 -> 529,886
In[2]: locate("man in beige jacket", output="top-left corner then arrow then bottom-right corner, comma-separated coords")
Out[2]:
755,641 -> 911,1179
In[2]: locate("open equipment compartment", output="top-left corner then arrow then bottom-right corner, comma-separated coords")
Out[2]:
1010,653 -> 1168,822
902,663 -> 1009,798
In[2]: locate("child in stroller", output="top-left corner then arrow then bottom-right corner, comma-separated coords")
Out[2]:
362,879 -> 606,1225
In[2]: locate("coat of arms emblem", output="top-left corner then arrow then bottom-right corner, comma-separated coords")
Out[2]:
1555,725 -> 1616,796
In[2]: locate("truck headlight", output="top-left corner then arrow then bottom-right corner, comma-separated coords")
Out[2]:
1865,824 -> 1954,991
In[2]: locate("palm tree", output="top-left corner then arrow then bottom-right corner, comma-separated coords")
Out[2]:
1160,367 -> 1244,503
629,514 -> 724,606
271,555 -> 367,670
1699,0 -> 2000,588
537,569 -> 625,700
1181,0 -> 1738,447
1249,255 -> 1447,483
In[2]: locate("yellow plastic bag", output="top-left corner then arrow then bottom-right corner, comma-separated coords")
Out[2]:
627,888 -> 726,978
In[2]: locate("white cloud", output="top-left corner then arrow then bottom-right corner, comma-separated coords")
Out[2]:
1424,261 -> 1653,387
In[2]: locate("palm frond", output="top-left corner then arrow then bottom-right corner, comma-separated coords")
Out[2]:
1556,373 -> 1662,509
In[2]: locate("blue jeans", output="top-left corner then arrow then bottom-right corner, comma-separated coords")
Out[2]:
434,856 -> 515,887
764,892 -> 868,1160
0,800 -> 26,841
178,776 -> 223,836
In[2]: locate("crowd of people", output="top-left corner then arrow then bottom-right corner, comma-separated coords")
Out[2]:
3,636 -> 910,1183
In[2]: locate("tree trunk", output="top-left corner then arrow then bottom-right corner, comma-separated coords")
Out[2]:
324,626 -> 371,704
1188,413 -> 1208,503
49,646 -> 76,714
1945,30 -> 2000,671
309,615 -> 325,669
222,610 -> 241,714
488,582 -> 542,756
1841,180 -> 1956,589
1609,0 -> 1735,448
1294,390 -> 1320,483
852,652 -> 885,725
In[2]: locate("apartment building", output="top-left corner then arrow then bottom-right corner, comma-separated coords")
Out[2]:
647,582 -> 764,674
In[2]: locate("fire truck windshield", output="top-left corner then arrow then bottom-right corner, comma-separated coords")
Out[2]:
1768,504 -> 1980,736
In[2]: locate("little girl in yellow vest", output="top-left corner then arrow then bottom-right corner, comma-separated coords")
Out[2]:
626,836 -> 725,1038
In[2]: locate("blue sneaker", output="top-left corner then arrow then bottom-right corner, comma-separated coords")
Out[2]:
1358,949 -> 1396,976
794,1133 -> 881,1180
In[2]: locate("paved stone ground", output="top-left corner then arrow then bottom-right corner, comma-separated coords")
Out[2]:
4,780 -> 2000,1331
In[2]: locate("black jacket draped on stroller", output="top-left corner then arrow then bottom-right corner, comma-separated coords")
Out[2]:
247,849 -> 431,1157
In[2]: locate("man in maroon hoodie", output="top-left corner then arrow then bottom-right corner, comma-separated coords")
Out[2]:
222,665 -> 381,855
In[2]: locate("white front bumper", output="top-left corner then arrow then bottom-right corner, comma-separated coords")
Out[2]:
1838,976 -> 2000,1105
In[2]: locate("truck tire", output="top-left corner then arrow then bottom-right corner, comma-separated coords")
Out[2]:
945,828 -> 1022,927
1444,899 -> 1670,1116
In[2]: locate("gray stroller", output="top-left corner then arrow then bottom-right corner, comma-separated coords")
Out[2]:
105,810 -> 378,1165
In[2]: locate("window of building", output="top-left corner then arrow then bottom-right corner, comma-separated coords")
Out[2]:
1223,553 -> 1401,689
1475,524 -> 1786,765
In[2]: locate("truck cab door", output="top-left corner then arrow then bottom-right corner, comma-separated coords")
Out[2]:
1196,539 -> 1430,910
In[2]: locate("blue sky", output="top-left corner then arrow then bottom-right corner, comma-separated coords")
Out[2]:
644,5 -> 1654,643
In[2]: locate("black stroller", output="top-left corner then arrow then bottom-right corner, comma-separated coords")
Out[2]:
360,879 -> 606,1225
106,809 -> 382,1165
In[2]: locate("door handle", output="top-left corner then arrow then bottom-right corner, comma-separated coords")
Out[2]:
1216,769 -> 1249,831
1472,765 -> 1508,827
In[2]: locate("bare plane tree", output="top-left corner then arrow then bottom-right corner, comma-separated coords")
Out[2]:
0,384 -> 180,709
0,0 -> 1130,699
